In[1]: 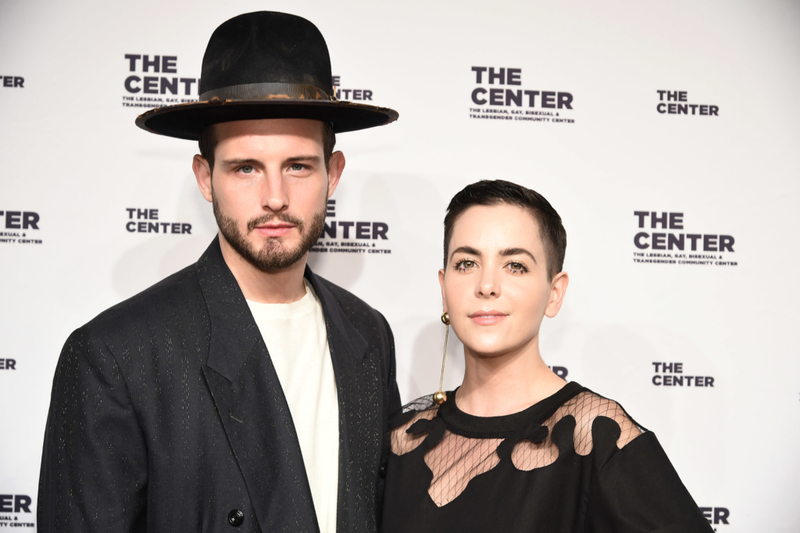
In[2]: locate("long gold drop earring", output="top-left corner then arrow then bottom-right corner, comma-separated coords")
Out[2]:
433,312 -> 450,405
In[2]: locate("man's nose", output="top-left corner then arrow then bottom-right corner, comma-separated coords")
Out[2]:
262,172 -> 288,212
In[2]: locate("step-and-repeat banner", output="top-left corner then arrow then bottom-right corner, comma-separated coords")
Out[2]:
2,0 -> 799,530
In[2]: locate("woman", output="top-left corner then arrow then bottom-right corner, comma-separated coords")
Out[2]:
381,180 -> 712,532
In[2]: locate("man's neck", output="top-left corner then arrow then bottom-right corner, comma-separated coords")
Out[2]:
218,233 -> 308,304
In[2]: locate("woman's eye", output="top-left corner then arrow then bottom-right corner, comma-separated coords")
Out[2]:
508,261 -> 527,273
455,260 -> 476,271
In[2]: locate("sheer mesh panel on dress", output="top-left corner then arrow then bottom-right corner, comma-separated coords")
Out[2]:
390,391 -> 644,507
512,391 -> 642,471
402,394 -> 436,414
425,432 -> 502,506
391,408 -> 436,456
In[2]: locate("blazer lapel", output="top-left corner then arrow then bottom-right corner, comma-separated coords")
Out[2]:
306,269 -> 382,533
196,239 -> 319,532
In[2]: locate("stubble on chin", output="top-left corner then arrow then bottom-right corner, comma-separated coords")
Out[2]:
212,195 -> 326,272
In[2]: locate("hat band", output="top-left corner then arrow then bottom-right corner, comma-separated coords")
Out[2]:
200,82 -> 334,102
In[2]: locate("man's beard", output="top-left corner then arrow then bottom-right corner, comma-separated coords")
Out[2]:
213,194 -> 325,272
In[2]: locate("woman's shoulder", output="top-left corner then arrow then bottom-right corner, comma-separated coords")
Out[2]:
390,393 -> 442,429
388,393 -> 443,456
551,385 -> 645,451
401,394 -> 440,414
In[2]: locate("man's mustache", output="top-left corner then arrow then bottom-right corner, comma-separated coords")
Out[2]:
247,212 -> 305,233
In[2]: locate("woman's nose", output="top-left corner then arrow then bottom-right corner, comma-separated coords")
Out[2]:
477,267 -> 499,297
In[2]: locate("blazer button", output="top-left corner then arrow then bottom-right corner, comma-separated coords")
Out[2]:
228,509 -> 244,527
379,463 -> 387,478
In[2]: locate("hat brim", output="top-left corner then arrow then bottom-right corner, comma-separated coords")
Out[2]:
136,99 -> 398,140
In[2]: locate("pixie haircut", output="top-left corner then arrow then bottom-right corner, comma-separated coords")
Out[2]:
443,180 -> 567,281
198,120 -> 336,173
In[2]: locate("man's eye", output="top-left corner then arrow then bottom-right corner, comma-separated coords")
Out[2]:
290,163 -> 305,171
240,165 -> 254,174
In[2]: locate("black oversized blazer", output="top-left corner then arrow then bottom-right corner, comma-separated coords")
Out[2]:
38,237 -> 401,532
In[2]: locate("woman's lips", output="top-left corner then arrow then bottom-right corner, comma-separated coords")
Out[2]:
468,311 -> 508,325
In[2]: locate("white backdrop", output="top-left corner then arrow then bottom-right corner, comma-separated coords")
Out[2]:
1,0 -> 799,530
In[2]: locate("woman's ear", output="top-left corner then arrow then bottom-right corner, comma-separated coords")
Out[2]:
438,268 -> 447,313
545,271 -> 569,318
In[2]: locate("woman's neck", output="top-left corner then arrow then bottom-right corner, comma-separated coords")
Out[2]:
456,342 -> 565,417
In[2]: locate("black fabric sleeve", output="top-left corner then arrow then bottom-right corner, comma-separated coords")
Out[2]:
376,311 -> 402,526
586,430 -> 713,533
37,327 -> 148,533
381,313 -> 402,418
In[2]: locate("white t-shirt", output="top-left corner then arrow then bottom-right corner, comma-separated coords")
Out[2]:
247,283 -> 339,532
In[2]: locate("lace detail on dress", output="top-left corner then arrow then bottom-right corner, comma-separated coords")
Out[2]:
389,390 -> 644,507
565,391 -> 642,453
391,408 -> 439,456
402,394 -> 437,414
425,432 -> 502,507
511,391 -> 642,471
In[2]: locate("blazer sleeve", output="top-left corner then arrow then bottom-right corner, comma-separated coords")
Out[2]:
374,311 -> 401,527
380,312 -> 402,419
37,326 -> 148,533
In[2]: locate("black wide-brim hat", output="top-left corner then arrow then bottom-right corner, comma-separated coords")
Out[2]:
136,11 -> 398,140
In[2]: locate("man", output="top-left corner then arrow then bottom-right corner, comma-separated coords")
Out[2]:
38,12 -> 400,533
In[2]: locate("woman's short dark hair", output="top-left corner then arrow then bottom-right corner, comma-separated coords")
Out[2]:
443,180 -> 567,281
198,120 -> 336,174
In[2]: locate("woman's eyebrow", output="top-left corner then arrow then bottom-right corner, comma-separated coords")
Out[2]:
449,246 -> 481,262
499,247 -> 537,263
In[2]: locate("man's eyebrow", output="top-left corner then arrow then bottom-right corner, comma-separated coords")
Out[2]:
220,158 -> 261,167
219,155 -> 322,167
499,247 -> 537,263
285,155 -> 322,164
449,246 -> 481,262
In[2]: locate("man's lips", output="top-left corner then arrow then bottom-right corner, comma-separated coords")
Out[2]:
468,311 -> 508,325
253,223 -> 295,237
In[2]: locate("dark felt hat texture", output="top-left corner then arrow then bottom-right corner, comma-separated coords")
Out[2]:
136,11 -> 398,140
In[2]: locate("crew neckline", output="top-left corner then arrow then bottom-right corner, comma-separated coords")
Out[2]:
246,281 -> 316,314
439,381 -> 585,437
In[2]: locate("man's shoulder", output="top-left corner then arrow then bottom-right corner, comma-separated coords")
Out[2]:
83,261 -> 204,336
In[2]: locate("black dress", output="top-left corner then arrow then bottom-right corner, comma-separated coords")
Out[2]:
381,382 -> 712,532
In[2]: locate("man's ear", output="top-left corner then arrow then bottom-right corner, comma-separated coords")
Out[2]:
193,154 -> 213,203
326,151 -> 345,198
438,268 -> 447,314
545,271 -> 569,318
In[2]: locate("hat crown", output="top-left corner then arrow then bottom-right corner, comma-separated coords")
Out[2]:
135,10 -> 397,139
199,11 -> 333,98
